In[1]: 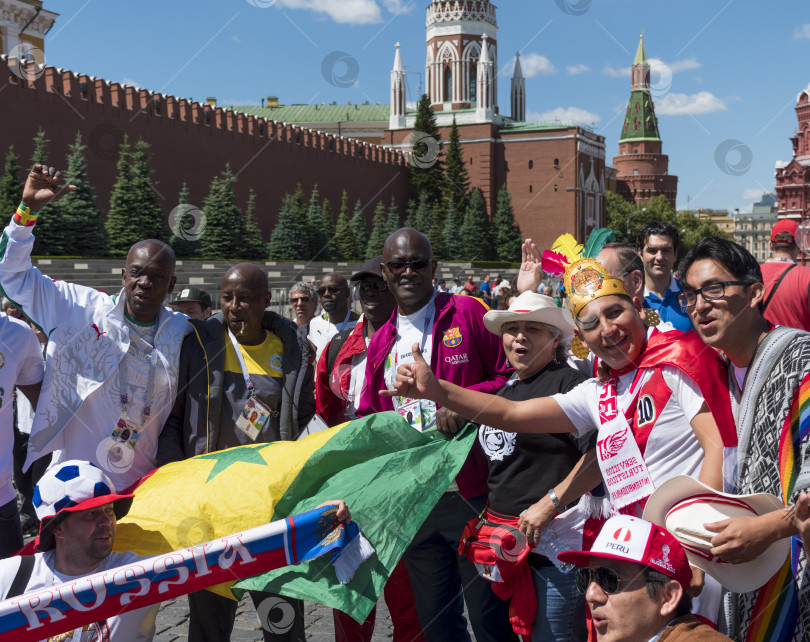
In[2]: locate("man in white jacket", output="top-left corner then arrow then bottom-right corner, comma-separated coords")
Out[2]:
0,165 -> 191,490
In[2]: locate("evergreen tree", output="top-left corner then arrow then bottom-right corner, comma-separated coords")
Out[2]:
460,188 -> 492,260
413,192 -> 433,234
242,188 -> 268,260
304,185 -> 325,259
443,199 -> 465,260
267,194 -> 310,260
320,198 -> 336,261
403,199 -> 417,228
0,146 -> 24,224
199,165 -> 246,259
30,128 -> 50,166
385,195 -> 400,237
409,94 -> 444,205
428,202 -> 446,259
169,182 -> 200,258
366,201 -> 388,259
334,191 -> 356,261
492,184 -> 522,261
49,132 -> 108,256
349,200 -> 368,260
105,138 -> 167,254
443,117 -> 470,218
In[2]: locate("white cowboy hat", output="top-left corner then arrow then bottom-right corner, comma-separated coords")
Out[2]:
483,291 -> 575,340
642,476 -> 789,594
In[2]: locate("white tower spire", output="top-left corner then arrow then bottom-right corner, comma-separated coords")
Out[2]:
511,52 -> 526,122
390,42 -> 407,130
476,34 -> 494,122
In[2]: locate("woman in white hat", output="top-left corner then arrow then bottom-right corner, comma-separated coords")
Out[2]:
465,292 -> 600,642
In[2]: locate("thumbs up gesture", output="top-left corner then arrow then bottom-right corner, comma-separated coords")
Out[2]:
381,342 -> 441,401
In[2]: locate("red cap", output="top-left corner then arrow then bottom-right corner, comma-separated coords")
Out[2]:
558,515 -> 692,589
771,219 -> 799,243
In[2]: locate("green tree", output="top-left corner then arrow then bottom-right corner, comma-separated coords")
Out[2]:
366,201 -> 389,259
428,202 -> 446,259
268,194 -> 310,260
443,199 -> 464,260
199,165 -> 246,259
403,199 -> 417,228
304,185 -> 325,259
320,198 -> 336,261
50,132 -> 108,256
409,93 -> 443,205
334,191 -> 356,261
242,188 -> 267,260
385,195 -> 400,237
105,138 -> 167,254
349,200 -> 368,260
443,117 -> 470,217
30,128 -> 50,166
492,184 -> 522,261
413,192 -> 433,234
0,146 -> 24,223
460,188 -> 492,260
169,182 -> 200,258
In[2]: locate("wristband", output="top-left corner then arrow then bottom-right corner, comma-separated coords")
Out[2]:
547,488 -> 563,515
14,202 -> 38,227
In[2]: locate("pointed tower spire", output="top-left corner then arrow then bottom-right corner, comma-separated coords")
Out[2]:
511,52 -> 526,122
634,33 -> 647,65
631,33 -> 650,91
390,42 -> 407,130
476,34 -> 495,122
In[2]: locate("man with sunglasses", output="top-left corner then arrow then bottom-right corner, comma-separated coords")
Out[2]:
357,228 -> 515,642
558,515 -> 731,641
308,273 -> 360,362
288,282 -> 319,328
679,237 -> 810,641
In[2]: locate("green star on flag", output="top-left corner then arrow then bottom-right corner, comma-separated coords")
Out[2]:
197,443 -> 273,482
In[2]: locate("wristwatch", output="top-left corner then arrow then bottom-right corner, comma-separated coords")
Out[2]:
547,488 -> 563,515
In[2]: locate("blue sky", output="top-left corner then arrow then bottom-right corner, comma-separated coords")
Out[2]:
42,0 -> 810,214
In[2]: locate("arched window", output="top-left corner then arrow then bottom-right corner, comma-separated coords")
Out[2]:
470,74 -> 477,102
444,67 -> 453,102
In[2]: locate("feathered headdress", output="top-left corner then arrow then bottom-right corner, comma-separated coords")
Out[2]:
542,228 -> 629,319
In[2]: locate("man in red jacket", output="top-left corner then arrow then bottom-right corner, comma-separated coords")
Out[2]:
357,228 -> 515,642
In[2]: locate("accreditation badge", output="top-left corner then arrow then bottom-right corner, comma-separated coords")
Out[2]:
235,396 -> 273,441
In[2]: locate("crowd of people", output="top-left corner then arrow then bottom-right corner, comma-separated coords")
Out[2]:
0,164 -> 808,641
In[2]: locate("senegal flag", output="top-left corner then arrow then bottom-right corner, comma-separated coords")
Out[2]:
114,412 -> 476,623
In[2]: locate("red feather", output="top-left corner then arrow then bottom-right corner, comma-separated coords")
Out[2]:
541,251 -> 568,275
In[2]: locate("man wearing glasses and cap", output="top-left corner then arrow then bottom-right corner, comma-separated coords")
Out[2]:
558,514 -> 731,641
308,273 -> 360,363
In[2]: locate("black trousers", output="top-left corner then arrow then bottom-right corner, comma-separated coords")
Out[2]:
402,492 -> 518,642
187,588 -> 305,642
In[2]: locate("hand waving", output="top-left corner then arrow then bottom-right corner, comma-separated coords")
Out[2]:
516,238 -> 544,294
22,165 -> 76,211
380,342 -> 441,402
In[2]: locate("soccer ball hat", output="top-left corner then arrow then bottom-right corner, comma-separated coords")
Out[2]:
33,460 -> 134,551
558,515 -> 693,590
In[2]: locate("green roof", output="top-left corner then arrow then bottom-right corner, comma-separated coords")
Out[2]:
227,104 -> 389,123
619,90 -> 661,142
499,121 -> 581,133
634,34 -> 647,66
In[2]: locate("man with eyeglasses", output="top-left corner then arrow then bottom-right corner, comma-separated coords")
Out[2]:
308,273 -> 360,363
357,228 -> 515,642
316,257 -> 425,642
288,281 -> 319,328
558,515 -> 731,641
679,237 -> 810,641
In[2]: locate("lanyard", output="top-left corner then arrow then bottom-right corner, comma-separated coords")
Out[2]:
118,331 -> 159,425
227,329 -> 257,397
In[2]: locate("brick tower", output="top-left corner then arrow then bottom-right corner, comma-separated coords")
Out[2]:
612,35 -> 678,208
775,83 -> 810,222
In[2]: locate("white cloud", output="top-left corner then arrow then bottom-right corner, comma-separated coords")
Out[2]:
276,0 -> 382,24
795,23 -> 810,40
566,63 -> 590,75
602,56 -> 700,79
381,0 -> 413,13
520,53 -> 556,77
529,106 -> 601,126
602,64 -> 631,78
742,188 -> 764,200
655,91 -> 727,115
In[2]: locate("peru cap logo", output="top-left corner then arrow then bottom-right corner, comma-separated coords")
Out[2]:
613,527 -> 632,543
442,327 -> 462,348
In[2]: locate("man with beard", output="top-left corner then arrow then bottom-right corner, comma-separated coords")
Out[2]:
158,263 -> 315,642
0,165 -> 190,490
308,273 -> 360,362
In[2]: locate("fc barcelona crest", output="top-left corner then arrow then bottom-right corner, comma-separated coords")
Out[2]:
442,327 -> 463,348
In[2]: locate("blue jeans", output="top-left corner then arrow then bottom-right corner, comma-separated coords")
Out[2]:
0,498 -> 22,559
531,563 -> 587,642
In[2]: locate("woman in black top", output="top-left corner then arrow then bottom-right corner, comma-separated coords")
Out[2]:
478,292 -> 598,642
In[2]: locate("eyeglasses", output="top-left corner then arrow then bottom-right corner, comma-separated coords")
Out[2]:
385,259 -> 431,275
677,281 -> 755,308
574,567 -> 630,595
355,281 -> 387,294
290,296 -> 310,304
317,285 -> 345,297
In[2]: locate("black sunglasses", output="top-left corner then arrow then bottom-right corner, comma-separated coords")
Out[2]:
317,285 -> 345,296
355,281 -> 387,294
385,259 -> 431,275
290,296 -> 310,304
574,567 -> 630,595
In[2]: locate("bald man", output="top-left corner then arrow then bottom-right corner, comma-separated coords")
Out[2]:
158,263 -> 315,642
0,165 -> 191,491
